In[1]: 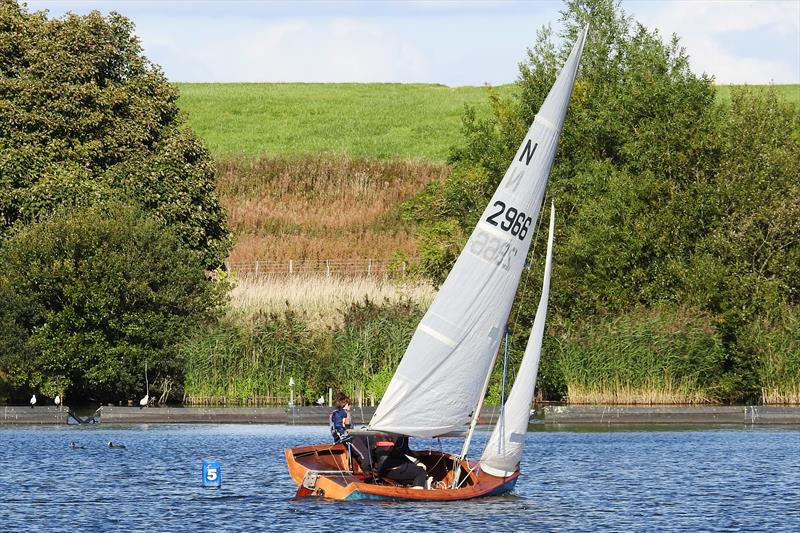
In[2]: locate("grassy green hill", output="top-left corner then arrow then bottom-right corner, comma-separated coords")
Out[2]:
714,84 -> 799,107
176,83 -> 798,162
176,83 -> 516,161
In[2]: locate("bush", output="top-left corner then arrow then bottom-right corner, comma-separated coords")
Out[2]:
0,203 -> 225,402
0,2 -> 230,268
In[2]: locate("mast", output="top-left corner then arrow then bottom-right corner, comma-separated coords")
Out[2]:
451,329 -> 507,487
458,331 -> 504,457
368,26 -> 588,439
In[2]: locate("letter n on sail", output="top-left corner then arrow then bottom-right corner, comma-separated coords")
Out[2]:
519,139 -> 538,165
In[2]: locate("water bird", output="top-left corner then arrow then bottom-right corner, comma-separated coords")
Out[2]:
30,394 -> 36,408
69,442 -> 84,449
108,441 -> 126,449
54,395 -> 61,407
316,396 -> 325,405
139,362 -> 149,409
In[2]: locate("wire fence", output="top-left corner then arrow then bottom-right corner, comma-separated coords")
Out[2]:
225,258 -> 415,278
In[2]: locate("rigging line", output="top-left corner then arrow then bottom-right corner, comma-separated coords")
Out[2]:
484,327 -> 510,431
509,191 -> 550,334
323,442 -> 350,483
455,464 -> 478,489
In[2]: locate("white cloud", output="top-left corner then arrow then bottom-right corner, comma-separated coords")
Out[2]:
27,0 -> 798,84
237,18 -> 430,83
162,17 -> 431,83
635,0 -> 800,83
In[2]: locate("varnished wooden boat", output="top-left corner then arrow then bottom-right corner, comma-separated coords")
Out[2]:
284,27 -> 588,502
285,443 -> 518,501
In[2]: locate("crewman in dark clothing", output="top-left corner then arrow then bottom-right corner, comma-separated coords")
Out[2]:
373,435 -> 427,488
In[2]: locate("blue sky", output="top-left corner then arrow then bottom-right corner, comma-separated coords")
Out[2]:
26,1 -> 800,85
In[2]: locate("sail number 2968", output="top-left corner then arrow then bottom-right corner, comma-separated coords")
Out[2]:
486,201 -> 532,240
469,229 -> 517,271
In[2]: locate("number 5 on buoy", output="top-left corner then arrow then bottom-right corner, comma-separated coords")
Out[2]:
202,460 -> 221,488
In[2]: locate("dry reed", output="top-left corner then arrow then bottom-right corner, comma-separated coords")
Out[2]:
565,382 -> 713,405
228,274 -> 436,329
761,386 -> 800,405
229,232 -> 418,264
217,154 -> 449,262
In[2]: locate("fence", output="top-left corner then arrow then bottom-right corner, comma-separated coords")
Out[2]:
225,258 -> 415,278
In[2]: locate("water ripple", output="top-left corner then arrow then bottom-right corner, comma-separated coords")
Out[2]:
0,424 -> 798,532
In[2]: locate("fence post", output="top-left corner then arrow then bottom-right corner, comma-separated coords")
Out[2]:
289,259 -> 293,275
328,387 -> 332,407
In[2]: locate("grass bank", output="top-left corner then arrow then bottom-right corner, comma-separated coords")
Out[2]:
182,83 -> 799,407
177,82 -> 516,161
714,84 -> 799,108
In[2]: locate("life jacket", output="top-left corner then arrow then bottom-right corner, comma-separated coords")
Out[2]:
372,438 -> 397,473
329,410 -> 339,440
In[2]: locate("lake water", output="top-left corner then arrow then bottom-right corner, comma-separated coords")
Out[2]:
1,423 -> 798,532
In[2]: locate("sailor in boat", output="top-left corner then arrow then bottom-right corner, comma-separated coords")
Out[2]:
372,435 -> 427,489
329,393 -> 352,443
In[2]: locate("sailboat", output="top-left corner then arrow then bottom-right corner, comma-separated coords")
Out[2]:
285,26 -> 587,501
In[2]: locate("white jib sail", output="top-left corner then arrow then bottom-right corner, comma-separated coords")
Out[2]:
369,28 -> 587,438
479,203 -> 555,478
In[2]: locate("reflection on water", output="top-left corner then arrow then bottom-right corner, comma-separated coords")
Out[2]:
1,423 -> 798,532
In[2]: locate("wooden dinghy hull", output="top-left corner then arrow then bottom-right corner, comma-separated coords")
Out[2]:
285,443 -> 519,501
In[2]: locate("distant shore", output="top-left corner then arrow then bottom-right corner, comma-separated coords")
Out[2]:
2,405 -> 799,426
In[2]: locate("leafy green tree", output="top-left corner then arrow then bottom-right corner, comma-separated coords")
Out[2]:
408,0 -> 799,402
0,1 -> 230,267
0,203 -> 226,402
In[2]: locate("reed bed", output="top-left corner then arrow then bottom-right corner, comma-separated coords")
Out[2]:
553,306 -> 726,404
739,305 -> 800,405
183,394 -> 302,407
181,298 -> 424,403
228,274 -> 435,329
216,154 -> 449,262
565,382 -> 712,405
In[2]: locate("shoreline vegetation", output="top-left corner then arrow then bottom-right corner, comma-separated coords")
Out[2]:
2,3 -> 797,409
178,79 -> 798,406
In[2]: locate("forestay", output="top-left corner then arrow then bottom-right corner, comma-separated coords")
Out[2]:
479,203 -> 555,477
369,28 -> 588,438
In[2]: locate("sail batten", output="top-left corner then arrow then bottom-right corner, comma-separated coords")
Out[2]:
369,27 -> 587,438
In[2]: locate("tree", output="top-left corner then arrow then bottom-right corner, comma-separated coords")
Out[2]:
407,0 -> 799,402
0,1 -> 230,268
0,203 -> 226,402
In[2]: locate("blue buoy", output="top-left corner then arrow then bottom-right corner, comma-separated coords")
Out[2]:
202,460 -> 221,488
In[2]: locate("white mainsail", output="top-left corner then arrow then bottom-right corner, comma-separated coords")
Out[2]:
479,203 -> 555,477
369,27 -> 587,438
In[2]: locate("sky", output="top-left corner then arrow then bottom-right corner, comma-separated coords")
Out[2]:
25,1 -> 800,86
